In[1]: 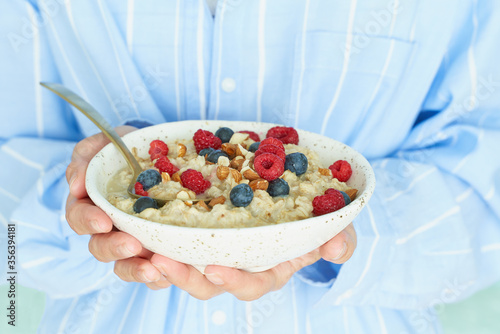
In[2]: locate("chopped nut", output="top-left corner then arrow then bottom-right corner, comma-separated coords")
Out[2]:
249,179 -> 269,191
177,191 -> 190,201
230,157 -> 245,171
209,195 -> 226,207
217,156 -> 230,166
187,190 -> 197,199
345,189 -> 358,201
184,201 -> 193,207
242,168 -> 260,181
195,200 -> 210,211
161,172 -> 171,182
172,172 -> 182,184
229,132 -> 249,145
221,143 -> 237,158
177,143 -> 187,158
216,165 -> 230,180
319,168 -> 331,176
229,168 -> 242,183
235,144 -> 248,157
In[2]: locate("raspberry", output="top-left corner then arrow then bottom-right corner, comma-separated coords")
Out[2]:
325,188 -> 350,205
134,182 -> 148,196
312,191 -> 345,216
266,126 -> 299,145
239,130 -> 260,142
193,129 -> 222,154
260,137 -> 285,151
254,144 -> 286,162
154,156 -> 179,176
180,169 -> 211,194
329,160 -> 352,182
253,153 -> 285,181
149,140 -> 169,161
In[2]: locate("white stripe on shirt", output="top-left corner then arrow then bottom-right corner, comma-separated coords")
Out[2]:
97,0 -> 141,118
57,297 -> 80,334
321,0 -> 358,135
291,277 -> 299,334
27,4 -> 43,138
126,0 -> 135,54
484,186 -> 495,200
385,167 -> 437,202
481,243 -> 500,253
214,0 -> 228,120
197,0 -> 207,120
293,0 -> 311,128
117,284 -> 140,333
21,256 -> 54,269
0,186 -> 21,203
174,0 -> 182,121
396,206 -> 460,245
256,0 -> 267,122
246,301 -> 254,334
467,0 -> 478,109
12,219 -> 49,233
455,187 -> 474,202
376,308 -> 388,334
2,145 -> 44,170
138,289 -> 151,334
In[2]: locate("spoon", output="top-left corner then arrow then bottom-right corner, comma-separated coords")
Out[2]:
40,82 -> 212,206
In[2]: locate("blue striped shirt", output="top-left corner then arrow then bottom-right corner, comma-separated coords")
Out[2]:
1,0 -> 500,333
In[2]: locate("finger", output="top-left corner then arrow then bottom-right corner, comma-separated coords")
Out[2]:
150,254 -> 224,300
320,223 -> 357,264
114,257 -> 162,283
146,276 -> 172,290
88,231 -> 142,263
67,126 -> 137,198
65,195 -> 113,235
204,249 -> 321,301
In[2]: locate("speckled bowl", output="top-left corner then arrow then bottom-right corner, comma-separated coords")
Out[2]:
86,121 -> 375,272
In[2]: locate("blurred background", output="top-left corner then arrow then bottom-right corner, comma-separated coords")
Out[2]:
0,281 -> 499,333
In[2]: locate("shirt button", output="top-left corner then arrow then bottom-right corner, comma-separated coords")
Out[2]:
211,310 -> 227,325
221,78 -> 236,92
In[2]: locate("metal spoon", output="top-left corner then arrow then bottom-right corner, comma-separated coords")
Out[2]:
40,82 -> 211,206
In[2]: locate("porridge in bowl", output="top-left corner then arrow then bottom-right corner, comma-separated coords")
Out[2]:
107,126 -> 358,228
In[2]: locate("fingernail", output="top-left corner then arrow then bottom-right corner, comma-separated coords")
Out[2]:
331,241 -> 347,261
118,244 -> 136,258
69,172 -> 77,191
90,220 -> 106,233
205,273 -> 224,285
152,263 -> 167,277
139,269 -> 158,283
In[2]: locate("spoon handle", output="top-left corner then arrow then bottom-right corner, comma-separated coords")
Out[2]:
40,82 -> 143,175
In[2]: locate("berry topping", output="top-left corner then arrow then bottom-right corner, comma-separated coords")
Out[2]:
248,142 -> 260,153
148,140 -> 169,161
254,152 -> 285,181
325,188 -> 351,206
215,127 -> 235,143
180,169 -> 211,194
266,126 -> 299,145
284,152 -> 308,176
312,190 -> 345,216
154,156 -> 179,176
133,197 -> 158,213
329,160 -> 352,182
193,129 -> 222,153
137,169 -> 162,190
267,178 -> 290,197
206,150 -> 230,164
239,130 -> 260,142
134,182 -> 148,196
260,137 -> 285,151
230,184 -> 254,207
199,147 -> 216,157
254,144 -> 286,162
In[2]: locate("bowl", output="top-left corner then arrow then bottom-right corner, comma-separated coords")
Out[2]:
86,120 -> 375,272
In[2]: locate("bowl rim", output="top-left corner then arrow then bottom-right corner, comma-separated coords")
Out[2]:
86,120 -> 376,233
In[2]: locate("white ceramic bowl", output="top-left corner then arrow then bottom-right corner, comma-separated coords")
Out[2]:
86,120 -> 375,272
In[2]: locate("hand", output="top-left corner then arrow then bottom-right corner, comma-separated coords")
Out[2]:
65,126 -> 172,290
65,127 -> 357,299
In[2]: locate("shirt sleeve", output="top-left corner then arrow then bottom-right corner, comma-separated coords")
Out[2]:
0,1 -> 120,298
296,1 -> 500,309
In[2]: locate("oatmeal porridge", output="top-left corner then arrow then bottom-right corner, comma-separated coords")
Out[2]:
107,126 -> 357,228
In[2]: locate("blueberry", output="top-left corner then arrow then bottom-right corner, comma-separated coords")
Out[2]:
267,178 -> 290,197
215,127 -> 234,143
133,197 -> 158,213
248,142 -> 260,153
339,191 -> 351,206
230,184 -> 254,207
136,169 -> 162,190
199,147 -> 215,157
207,149 -> 229,163
284,152 -> 308,176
